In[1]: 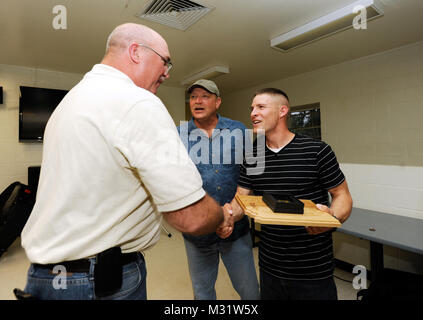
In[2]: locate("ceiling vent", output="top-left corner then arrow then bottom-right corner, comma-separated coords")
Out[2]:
137,0 -> 213,31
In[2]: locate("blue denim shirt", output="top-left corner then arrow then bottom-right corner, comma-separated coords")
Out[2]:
177,114 -> 250,247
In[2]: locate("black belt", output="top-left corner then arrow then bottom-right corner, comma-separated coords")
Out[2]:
34,252 -> 139,273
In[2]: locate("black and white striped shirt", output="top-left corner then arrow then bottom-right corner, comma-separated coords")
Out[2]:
239,134 -> 345,280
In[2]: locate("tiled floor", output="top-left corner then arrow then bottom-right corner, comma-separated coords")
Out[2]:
0,223 -> 359,300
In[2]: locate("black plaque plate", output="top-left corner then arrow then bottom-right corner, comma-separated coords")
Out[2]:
262,193 -> 304,214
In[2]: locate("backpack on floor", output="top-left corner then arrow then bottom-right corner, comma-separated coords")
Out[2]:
0,182 -> 35,259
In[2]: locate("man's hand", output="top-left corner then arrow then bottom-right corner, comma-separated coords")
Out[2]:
305,204 -> 336,235
216,203 -> 234,239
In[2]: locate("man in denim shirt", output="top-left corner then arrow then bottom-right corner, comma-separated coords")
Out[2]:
177,79 -> 259,300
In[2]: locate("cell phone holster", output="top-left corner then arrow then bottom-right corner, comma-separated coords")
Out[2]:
94,247 -> 123,298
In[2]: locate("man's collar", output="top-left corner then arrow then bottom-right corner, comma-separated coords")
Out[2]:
188,114 -> 222,131
89,64 -> 135,85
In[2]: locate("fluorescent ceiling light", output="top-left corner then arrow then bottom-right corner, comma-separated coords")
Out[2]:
181,66 -> 229,86
271,0 -> 384,52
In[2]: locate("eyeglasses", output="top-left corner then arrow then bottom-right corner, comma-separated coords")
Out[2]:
137,43 -> 173,75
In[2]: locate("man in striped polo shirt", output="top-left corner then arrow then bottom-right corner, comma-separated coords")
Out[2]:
231,88 -> 353,300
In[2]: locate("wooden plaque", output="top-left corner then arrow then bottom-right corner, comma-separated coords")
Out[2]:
235,194 -> 341,228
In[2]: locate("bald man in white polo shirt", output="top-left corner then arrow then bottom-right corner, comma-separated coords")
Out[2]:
20,23 -> 224,300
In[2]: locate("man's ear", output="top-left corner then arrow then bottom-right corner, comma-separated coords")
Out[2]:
129,43 -> 141,64
215,97 -> 222,110
280,105 -> 289,118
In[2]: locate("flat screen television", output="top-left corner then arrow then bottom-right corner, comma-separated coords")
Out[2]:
19,86 -> 68,142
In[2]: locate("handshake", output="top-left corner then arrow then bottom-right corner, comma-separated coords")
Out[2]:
216,203 -> 237,239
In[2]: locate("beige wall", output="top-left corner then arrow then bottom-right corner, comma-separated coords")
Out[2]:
0,64 -> 185,191
0,64 -> 83,192
221,41 -> 423,167
156,84 -> 186,125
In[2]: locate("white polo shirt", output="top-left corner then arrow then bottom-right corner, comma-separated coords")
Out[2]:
21,64 -> 205,264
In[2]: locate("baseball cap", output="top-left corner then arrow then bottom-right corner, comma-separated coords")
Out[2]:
187,79 -> 220,97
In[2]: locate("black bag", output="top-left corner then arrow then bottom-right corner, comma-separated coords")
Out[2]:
0,182 -> 35,258
357,268 -> 423,301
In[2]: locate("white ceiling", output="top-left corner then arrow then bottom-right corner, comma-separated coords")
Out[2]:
1,0 -> 423,95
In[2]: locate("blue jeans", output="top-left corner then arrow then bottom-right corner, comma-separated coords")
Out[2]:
260,269 -> 338,300
184,233 -> 260,300
24,253 -> 146,300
